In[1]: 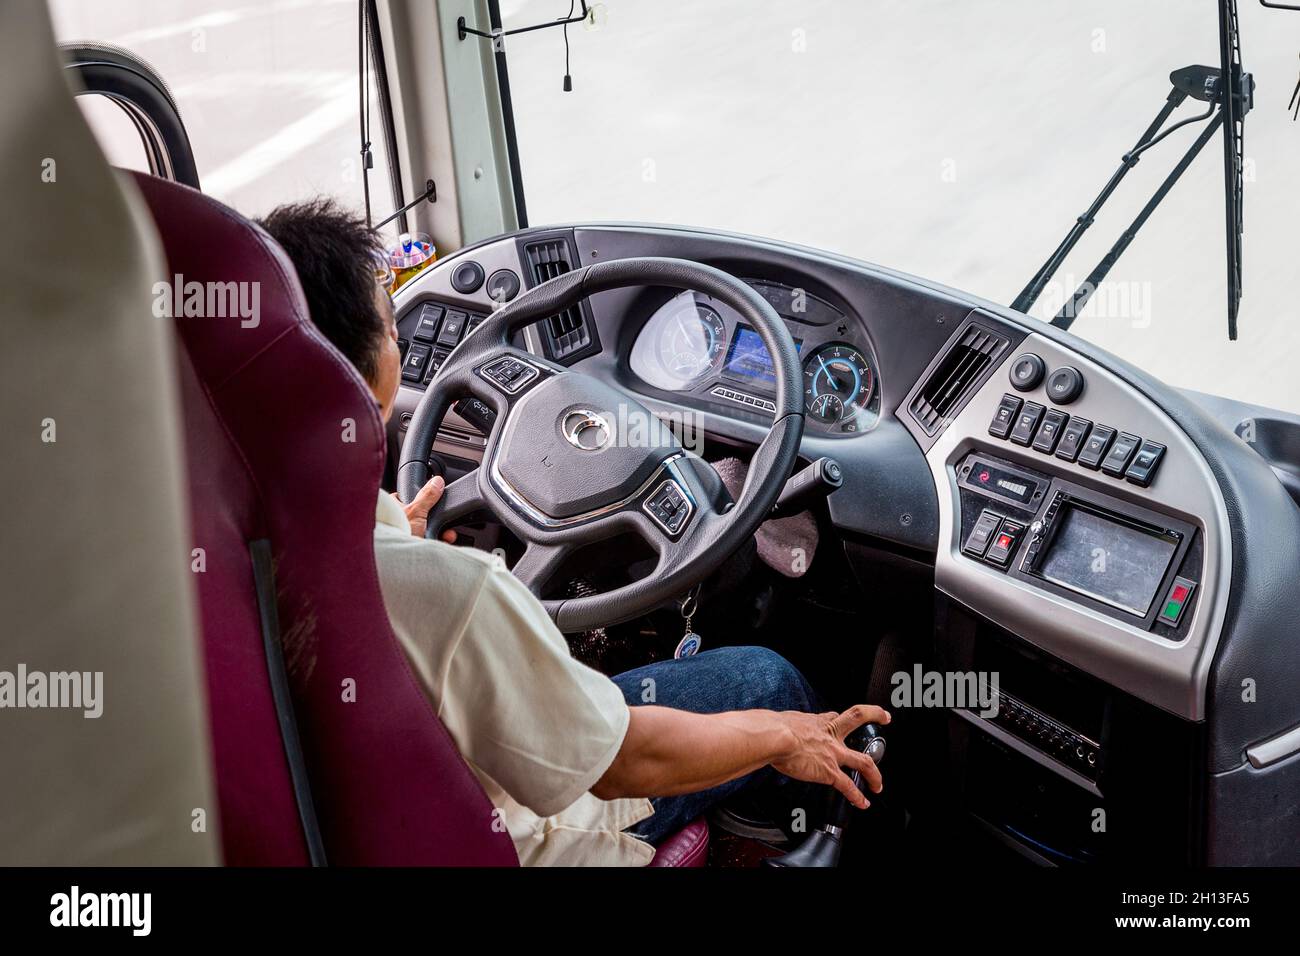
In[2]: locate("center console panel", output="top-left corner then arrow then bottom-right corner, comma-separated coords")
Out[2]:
956,453 -> 1202,637
908,316 -> 1230,722
901,314 -> 1232,864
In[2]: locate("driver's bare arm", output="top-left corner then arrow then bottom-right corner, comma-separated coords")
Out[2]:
592,704 -> 889,809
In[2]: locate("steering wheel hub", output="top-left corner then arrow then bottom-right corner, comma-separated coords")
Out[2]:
496,374 -> 680,520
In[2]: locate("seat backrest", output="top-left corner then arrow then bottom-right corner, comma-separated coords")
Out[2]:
132,172 -> 517,866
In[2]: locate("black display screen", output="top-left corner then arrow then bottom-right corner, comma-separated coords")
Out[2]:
1037,503 -> 1179,616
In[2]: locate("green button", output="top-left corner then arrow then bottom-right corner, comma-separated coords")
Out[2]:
1162,599 -> 1182,620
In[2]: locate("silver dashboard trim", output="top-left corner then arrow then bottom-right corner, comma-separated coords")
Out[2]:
926,332 -> 1231,721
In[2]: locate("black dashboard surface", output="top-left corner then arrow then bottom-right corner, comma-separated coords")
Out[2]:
395,225 -> 1300,726
390,221 -> 1300,862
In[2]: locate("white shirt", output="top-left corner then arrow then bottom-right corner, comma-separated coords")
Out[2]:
372,492 -> 655,866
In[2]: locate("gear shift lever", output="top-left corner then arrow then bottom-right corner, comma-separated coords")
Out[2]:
762,723 -> 885,868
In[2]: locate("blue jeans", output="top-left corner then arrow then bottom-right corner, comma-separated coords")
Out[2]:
610,646 -> 822,845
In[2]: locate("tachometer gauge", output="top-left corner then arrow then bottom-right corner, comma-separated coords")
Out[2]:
803,344 -> 874,429
808,393 -> 844,425
656,302 -> 726,381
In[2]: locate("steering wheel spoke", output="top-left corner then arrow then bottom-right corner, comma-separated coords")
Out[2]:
427,470 -> 488,537
511,540 -> 570,597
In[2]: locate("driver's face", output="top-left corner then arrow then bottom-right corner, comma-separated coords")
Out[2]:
370,284 -> 401,423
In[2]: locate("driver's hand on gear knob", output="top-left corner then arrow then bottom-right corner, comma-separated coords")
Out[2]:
770,705 -> 890,810
394,476 -> 457,543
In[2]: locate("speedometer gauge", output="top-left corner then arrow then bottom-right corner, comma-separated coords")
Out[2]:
803,344 -> 875,429
656,302 -> 726,381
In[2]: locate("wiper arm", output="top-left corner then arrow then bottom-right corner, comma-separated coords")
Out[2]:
1011,85 -> 1189,316
1051,107 -> 1224,330
1015,0 -> 1253,340
1012,65 -> 1228,328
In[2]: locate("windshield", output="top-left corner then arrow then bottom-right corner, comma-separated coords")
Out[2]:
505,0 -> 1300,414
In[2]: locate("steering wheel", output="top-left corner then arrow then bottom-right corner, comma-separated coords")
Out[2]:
397,256 -> 804,633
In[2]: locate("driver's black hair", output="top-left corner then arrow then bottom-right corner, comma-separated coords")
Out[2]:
258,199 -> 389,384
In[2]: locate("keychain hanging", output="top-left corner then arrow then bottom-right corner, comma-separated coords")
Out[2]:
674,585 -> 702,658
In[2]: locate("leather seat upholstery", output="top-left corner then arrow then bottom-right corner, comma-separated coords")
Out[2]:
131,171 -> 707,868
132,172 -> 516,865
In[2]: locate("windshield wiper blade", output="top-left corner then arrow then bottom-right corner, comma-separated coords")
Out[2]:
1219,0 -> 1252,340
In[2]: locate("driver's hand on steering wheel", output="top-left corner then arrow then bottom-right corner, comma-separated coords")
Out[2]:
393,476 -> 457,543
771,704 -> 890,810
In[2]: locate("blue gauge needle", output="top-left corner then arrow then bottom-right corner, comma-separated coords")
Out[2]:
818,356 -> 839,392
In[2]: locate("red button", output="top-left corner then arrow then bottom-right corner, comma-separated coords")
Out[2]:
1171,583 -> 1190,603
996,533 -> 1014,549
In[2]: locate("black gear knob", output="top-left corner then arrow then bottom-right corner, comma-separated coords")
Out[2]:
763,723 -> 886,868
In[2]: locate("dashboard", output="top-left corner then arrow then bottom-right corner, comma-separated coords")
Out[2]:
627,282 -> 881,435
384,221 -> 1300,866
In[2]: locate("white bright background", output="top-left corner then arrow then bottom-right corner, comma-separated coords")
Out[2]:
50,0 -> 394,229
505,0 -> 1300,414
50,1 -> 1300,413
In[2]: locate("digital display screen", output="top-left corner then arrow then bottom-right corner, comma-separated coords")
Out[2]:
1037,504 -> 1178,617
723,325 -> 801,385
967,460 -> 1042,506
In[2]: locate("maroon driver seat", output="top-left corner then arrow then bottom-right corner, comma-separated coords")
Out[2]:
130,172 -> 707,867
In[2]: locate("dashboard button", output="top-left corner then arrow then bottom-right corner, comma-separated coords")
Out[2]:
412,303 -> 443,342
1008,353 -> 1046,391
1032,408 -> 1068,454
1054,416 -> 1092,462
963,509 -> 1003,558
1101,431 -> 1142,477
985,520 -> 1024,567
423,348 -> 452,384
401,343 -> 432,382
437,310 -> 468,347
1158,576 -> 1196,626
450,260 -> 485,294
1124,440 -> 1166,487
988,393 -> 1022,439
1045,366 -> 1085,404
643,480 -> 692,535
485,269 -> 520,303
1008,401 -> 1045,446
480,356 -> 539,394
1077,424 -> 1116,469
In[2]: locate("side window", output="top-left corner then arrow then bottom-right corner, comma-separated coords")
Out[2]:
50,1 -> 398,231
74,94 -> 152,174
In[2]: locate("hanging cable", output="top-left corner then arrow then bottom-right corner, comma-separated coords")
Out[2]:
357,0 -> 374,225
562,0 -> 575,91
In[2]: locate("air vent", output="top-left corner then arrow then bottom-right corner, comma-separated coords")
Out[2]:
909,323 -> 1009,436
523,239 -> 593,360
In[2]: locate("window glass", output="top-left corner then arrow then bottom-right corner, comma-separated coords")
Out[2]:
51,0 -> 399,236
74,94 -> 152,174
505,1 -> 1300,414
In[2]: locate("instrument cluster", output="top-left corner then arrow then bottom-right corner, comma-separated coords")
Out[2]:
628,281 -> 880,435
